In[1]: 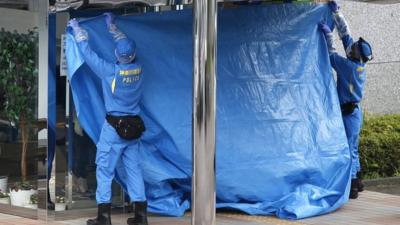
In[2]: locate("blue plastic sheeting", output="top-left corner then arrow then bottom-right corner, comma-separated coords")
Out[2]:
66,4 -> 351,219
48,14 -> 56,178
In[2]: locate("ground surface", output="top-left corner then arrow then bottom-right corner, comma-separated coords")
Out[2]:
364,177 -> 400,196
0,191 -> 399,225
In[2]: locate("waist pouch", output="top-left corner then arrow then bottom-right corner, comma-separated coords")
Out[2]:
341,102 -> 358,116
106,115 -> 145,140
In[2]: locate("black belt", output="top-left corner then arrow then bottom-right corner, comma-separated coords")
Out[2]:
340,102 -> 358,116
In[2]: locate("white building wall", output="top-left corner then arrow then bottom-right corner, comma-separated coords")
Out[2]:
337,1 -> 400,114
0,8 -> 37,33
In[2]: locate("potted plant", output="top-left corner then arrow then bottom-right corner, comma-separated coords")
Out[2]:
0,176 -> 8,194
0,191 -> 10,205
9,182 -> 37,207
55,196 -> 66,211
25,193 -> 38,209
0,28 -> 38,198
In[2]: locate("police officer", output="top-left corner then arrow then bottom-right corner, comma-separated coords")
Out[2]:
68,13 -> 148,225
319,1 -> 373,199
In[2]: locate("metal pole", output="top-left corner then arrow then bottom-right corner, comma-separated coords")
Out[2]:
192,0 -> 217,224
36,0 -> 50,221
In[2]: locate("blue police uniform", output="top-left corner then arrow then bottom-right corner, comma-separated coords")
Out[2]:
327,12 -> 366,179
331,51 -> 365,179
73,27 -> 146,204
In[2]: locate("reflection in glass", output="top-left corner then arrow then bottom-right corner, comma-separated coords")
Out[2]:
0,3 -> 40,215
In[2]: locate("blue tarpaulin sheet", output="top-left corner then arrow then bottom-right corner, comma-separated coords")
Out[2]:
66,4 -> 351,219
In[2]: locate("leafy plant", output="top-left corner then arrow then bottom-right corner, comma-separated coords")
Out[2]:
0,28 -> 38,181
0,192 -> 9,198
10,181 -> 35,192
359,114 -> 400,179
56,196 -> 65,204
30,193 -> 38,204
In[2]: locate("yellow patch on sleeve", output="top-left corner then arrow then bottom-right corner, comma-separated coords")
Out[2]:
357,66 -> 364,73
119,68 -> 142,76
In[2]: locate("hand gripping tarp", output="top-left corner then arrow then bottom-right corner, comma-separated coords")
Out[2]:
66,4 -> 351,219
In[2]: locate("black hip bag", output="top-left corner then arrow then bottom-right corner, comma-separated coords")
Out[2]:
106,114 -> 145,140
340,102 -> 358,116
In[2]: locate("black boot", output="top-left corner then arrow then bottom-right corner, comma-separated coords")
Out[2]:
358,179 -> 364,192
127,201 -> 148,225
349,179 -> 359,199
47,188 -> 55,210
48,201 -> 55,210
357,172 -> 364,192
87,203 -> 112,225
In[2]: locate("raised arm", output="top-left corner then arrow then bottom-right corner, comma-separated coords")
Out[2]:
319,22 -> 336,56
328,1 -> 354,51
103,13 -> 136,64
318,22 -> 352,78
68,19 -> 114,79
104,13 -> 127,42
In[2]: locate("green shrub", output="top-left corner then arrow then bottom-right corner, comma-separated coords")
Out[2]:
0,28 -> 38,181
359,114 -> 400,179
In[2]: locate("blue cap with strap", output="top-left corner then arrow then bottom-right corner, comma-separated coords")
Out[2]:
115,38 -> 136,64
358,37 -> 373,62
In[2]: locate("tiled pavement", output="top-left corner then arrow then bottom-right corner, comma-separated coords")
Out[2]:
303,191 -> 400,225
0,191 -> 399,225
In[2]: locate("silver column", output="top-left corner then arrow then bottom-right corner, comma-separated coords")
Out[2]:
37,0 -> 50,221
192,0 -> 217,224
